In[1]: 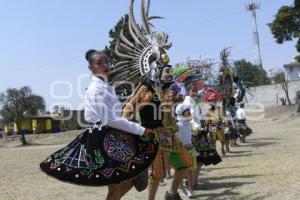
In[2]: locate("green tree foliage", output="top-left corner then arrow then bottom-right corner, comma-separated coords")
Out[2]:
0,86 -> 46,145
233,59 -> 271,87
296,90 -> 300,112
268,0 -> 300,61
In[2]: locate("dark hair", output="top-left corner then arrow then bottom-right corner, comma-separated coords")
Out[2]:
85,49 -> 106,64
162,82 -> 172,91
186,84 -> 196,92
229,97 -> 236,106
162,81 -> 180,93
233,76 -> 239,83
161,64 -> 172,70
159,64 -> 172,79
240,103 -> 245,108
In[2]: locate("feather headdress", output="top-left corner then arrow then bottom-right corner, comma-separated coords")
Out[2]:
110,0 -> 172,85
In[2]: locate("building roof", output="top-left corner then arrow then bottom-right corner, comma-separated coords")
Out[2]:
284,62 -> 300,68
24,113 -> 62,119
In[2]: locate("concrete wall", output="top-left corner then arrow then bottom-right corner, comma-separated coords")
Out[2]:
247,80 -> 300,106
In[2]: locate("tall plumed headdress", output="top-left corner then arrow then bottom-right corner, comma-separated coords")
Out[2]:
218,47 -> 253,105
203,87 -> 223,103
219,47 -> 234,98
111,0 -> 172,85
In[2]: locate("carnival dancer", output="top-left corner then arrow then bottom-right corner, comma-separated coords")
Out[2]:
175,103 -> 197,198
109,0 -> 190,198
123,65 -> 169,199
123,66 -> 192,200
191,122 -> 222,167
204,88 -> 227,156
162,82 -> 193,200
206,103 -> 226,156
223,119 -> 231,153
190,89 -> 222,177
236,103 -> 252,143
40,50 -> 158,200
225,98 -> 239,146
182,84 -> 203,190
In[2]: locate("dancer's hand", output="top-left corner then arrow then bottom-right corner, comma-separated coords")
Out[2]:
143,128 -> 154,137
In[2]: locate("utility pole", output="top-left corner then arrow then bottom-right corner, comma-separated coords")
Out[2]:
246,2 -> 263,70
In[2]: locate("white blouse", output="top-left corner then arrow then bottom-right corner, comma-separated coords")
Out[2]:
84,75 -> 145,136
236,108 -> 246,120
176,120 -> 193,146
183,96 -> 203,128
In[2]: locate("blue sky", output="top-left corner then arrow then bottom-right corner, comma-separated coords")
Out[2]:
0,0 -> 297,110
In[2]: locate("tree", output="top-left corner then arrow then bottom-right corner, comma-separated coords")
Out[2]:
233,59 -> 271,87
268,0 -> 300,61
270,69 -> 292,105
0,86 -> 46,145
296,90 -> 300,112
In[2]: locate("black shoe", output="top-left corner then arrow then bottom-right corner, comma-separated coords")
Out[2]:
133,169 -> 148,192
165,191 -> 182,200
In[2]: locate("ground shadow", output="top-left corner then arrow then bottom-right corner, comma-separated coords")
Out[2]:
242,141 -> 277,148
229,150 -> 252,154
225,153 -> 263,158
15,143 -> 61,148
200,174 -> 261,182
238,194 -> 271,200
194,181 -> 255,192
202,165 -> 247,172
192,182 -> 256,200
193,189 -> 240,199
194,191 -> 269,200
247,137 -> 280,141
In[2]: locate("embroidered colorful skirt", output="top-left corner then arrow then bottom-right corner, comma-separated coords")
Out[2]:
168,147 -> 193,169
196,149 -> 222,166
192,131 -> 222,166
149,127 -> 193,183
237,123 -> 252,136
228,127 -> 239,139
40,126 -> 158,186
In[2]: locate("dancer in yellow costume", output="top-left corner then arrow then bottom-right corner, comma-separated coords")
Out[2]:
204,89 -> 226,156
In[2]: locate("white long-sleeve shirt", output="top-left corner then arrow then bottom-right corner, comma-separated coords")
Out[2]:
236,108 -> 246,120
183,96 -> 203,128
176,120 -> 193,146
84,75 -> 145,136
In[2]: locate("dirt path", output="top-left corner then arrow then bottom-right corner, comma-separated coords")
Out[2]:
0,117 -> 299,200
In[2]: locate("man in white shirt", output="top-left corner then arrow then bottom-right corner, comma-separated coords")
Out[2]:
236,103 -> 246,122
235,103 -> 248,143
